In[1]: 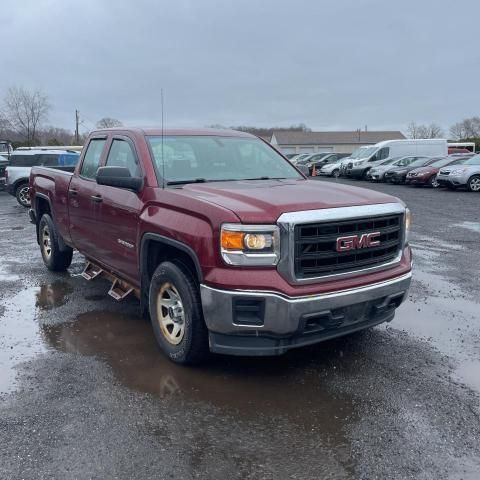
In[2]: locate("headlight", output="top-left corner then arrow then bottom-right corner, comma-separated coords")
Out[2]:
404,208 -> 412,244
221,224 -> 280,266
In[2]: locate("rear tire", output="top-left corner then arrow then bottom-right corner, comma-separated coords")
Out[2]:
38,214 -> 73,271
332,169 -> 340,178
149,261 -> 209,364
15,182 -> 31,207
467,175 -> 480,192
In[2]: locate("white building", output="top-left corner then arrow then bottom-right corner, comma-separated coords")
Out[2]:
270,130 -> 406,155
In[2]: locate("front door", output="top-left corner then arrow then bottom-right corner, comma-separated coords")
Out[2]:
69,137 -> 108,260
95,136 -> 144,285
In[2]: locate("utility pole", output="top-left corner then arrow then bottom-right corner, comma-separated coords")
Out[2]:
75,109 -> 80,144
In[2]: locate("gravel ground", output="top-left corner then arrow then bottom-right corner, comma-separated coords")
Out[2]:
0,179 -> 479,480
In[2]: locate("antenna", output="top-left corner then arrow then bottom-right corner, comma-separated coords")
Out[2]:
161,88 -> 165,187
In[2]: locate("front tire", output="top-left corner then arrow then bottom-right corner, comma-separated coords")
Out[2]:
38,214 -> 73,271
149,261 -> 209,364
16,182 -> 31,207
429,175 -> 440,188
467,175 -> 480,192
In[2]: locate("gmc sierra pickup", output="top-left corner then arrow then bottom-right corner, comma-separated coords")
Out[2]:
29,128 -> 412,364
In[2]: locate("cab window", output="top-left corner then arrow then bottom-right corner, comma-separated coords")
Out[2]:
106,139 -> 141,177
376,147 -> 390,161
80,139 -> 106,179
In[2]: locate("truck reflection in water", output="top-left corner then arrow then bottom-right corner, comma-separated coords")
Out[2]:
39,307 -> 361,465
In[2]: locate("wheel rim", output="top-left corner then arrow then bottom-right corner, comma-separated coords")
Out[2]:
333,169 -> 339,177
431,176 -> 439,188
41,225 -> 52,259
470,178 -> 480,191
19,186 -> 30,205
156,283 -> 185,345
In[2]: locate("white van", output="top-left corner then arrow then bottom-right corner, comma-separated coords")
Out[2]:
340,139 -> 448,177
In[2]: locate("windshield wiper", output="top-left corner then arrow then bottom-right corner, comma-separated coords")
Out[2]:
166,178 -> 207,186
243,176 -> 288,181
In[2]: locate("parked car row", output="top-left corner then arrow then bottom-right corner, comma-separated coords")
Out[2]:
4,149 -> 80,206
320,153 -> 479,192
307,138 -> 479,192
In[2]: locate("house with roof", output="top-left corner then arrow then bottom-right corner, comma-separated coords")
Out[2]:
270,130 -> 406,155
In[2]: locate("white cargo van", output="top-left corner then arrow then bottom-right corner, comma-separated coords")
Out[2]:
340,139 -> 448,176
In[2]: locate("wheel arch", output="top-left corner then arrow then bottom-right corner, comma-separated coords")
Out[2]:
13,177 -> 29,192
140,233 -> 204,317
34,193 -> 69,251
467,173 -> 480,191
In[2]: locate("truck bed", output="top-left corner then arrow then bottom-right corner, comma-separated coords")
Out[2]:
30,166 -> 75,245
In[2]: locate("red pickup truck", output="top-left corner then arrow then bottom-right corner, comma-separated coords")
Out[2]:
29,128 -> 412,364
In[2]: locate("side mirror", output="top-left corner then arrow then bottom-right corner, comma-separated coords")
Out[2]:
96,166 -> 143,192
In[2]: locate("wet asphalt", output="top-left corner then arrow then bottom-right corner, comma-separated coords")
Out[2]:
0,178 -> 479,480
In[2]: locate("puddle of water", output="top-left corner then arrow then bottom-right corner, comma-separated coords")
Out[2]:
454,360 -> 480,392
0,288 -> 49,394
453,221 -> 480,234
0,281 -> 73,394
0,263 -> 20,282
1,282 -> 359,459
0,273 -> 20,281
395,268 -> 480,394
35,281 -> 73,310
41,310 -> 357,430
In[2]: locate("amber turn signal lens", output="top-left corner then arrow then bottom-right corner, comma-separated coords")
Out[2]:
221,230 -> 245,250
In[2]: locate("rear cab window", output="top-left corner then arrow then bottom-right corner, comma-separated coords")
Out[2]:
80,138 -> 107,179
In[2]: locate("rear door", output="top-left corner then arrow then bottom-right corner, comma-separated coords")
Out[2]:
69,137 -> 108,258
94,136 -> 144,284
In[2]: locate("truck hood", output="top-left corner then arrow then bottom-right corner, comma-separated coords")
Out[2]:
174,179 -> 399,223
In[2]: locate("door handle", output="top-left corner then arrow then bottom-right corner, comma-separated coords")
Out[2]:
69,188 -> 78,196
91,195 -> 103,203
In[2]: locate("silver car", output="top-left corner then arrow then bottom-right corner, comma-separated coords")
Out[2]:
6,149 -> 80,206
369,156 -> 420,182
436,154 -> 480,191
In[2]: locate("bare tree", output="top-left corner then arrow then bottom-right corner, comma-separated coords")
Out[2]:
407,121 -> 421,139
96,117 -> 123,128
451,117 -> 480,139
3,87 -> 50,145
39,126 -> 74,146
449,122 -> 467,140
407,121 -> 444,139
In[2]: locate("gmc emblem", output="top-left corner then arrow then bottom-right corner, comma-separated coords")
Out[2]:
336,232 -> 381,252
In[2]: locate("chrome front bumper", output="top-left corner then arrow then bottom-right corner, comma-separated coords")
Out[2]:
201,271 -> 412,356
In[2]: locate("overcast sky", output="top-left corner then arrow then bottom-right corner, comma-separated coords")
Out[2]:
2,0 -> 479,134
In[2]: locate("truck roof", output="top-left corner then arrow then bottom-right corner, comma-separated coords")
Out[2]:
90,127 -> 257,138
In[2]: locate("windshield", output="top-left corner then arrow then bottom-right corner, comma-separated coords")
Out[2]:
380,157 -> 399,166
147,136 -> 303,184
350,146 -> 377,159
462,154 -> 480,165
430,157 -> 455,168
296,157 -> 312,165
406,157 -> 430,168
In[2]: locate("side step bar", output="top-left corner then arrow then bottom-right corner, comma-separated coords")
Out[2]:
81,259 -> 139,301
81,262 -> 103,281
108,279 -> 134,301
